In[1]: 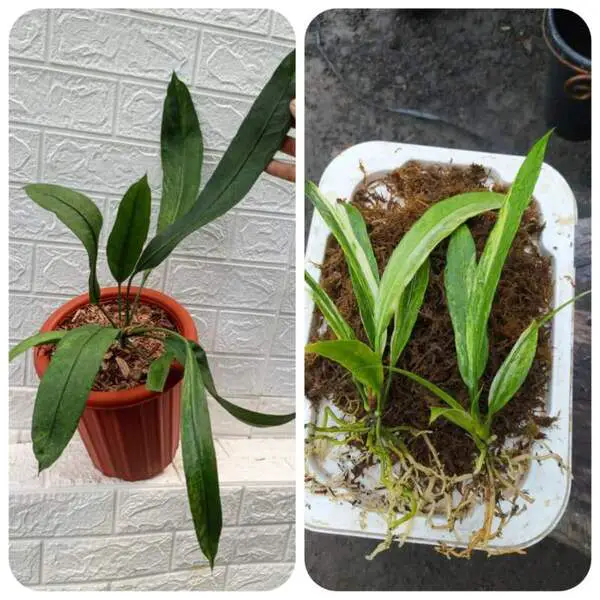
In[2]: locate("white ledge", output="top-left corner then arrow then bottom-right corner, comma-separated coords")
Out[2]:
10,437 -> 295,492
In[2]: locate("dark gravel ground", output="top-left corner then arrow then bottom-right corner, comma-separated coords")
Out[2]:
305,9 -> 590,231
304,8 -> 591,591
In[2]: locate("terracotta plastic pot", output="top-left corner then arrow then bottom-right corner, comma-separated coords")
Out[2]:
33,287 -> 198,481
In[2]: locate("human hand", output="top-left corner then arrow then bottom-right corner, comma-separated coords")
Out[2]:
265,99 -> 296,182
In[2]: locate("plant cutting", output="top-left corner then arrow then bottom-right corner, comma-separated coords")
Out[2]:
304,132 -> 582,558
9,50 -> 296,568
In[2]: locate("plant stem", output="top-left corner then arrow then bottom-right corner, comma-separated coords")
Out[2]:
124,274 -> 134,325
117,283 -> 123,326
97,302 -> 118,328
375,392 -> 383,443
126,270 -> 151,326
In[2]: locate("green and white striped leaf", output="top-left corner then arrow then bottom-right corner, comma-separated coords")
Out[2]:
305,271 -> 355,340
342,202 -> 379,282
487,321 -> 538,420
306,181 -> 379,344
466,131 -> 551,389
24,184 -> 103,303
32,325 -> 119,471
486,289 -> 589,420
389,259 -> 429,366
375,191 -> 505,354
445,224 -> 488,402
305,339 -> 383,393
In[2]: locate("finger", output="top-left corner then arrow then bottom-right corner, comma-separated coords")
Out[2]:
265,160 -> 295,183
290,99 -> 296,119
280,136 -> 295,157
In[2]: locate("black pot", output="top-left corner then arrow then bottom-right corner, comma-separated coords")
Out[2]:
543,9 -> 591,141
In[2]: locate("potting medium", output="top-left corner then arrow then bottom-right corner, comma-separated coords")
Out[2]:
304,141 -> 577,551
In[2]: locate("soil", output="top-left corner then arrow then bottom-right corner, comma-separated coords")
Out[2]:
40,301 -> 177,392
305,161 -> 553,475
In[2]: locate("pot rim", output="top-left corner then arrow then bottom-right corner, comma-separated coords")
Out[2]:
33,286 -> 198,409
543,8 -> 591,72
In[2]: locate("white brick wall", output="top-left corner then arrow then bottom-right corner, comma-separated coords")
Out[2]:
9,9 -> 296,592
9,7 -> 295,423
9,437 -> 295,590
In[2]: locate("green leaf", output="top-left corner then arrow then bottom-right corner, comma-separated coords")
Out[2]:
24,184 -> 103,303
445,224 -> 476,387
389,367 -> 464,412
165,338 -> 295,427
444,225 -> 489,401
429,406 -> 477,436
106,175 -> 151,283
32,325 -> 118,471
342,203 -> 379,283
157,72 -> 203,233
9,330 -> 68,361
466,131 -> 551,388
180,341 -> 221,568
145,350 -> 174,392
486,291 -> 589,422
305,271 -> 355,340
306,181 -> 379,344
389,259 -> 429,366
135,50 -> 295,273
305,340 -> 383,392
375,191 -> 505,354
487,322 -> 538,420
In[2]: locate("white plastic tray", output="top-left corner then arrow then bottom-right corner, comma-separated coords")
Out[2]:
304,141 -> 577,550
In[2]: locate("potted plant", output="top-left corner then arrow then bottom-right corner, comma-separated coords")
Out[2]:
9,51 -> 296,568
304,132 -> 586,558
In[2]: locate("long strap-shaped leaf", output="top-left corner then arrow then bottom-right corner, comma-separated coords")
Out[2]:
342,203 -> 379,283
306,181 -> 379,344
389,259 -> 429,366
165,338 -> 295,427
466,131 -> 551,387
445,224 -> 488,405
135,50 -> 295,273
181,341 -> 221,569
32,325 -> 118,471
305,340 -> 383,393
106,174 -> 152,283
305,271 -> 355,340
375,191 -> 505,354
9,330 -> 68,361
24,184 -> 103,303
487,321 -> 538,420
157,72 -> 203,233
487,290 -> 589,421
